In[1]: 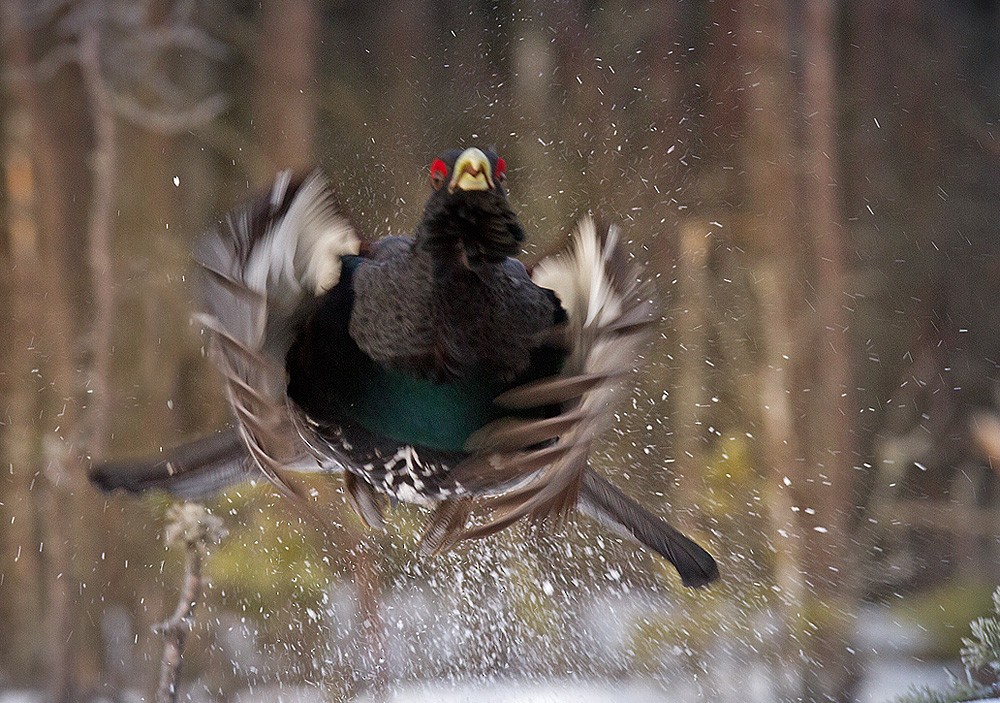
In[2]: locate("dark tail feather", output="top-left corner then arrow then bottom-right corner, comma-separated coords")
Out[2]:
90,429 -> 251,500
578,470 -> 720,588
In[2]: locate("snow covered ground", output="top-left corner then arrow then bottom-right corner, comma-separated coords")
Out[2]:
323,680 -> 670,703
855,602 -> 958,702
0,601 -> 973,703
0,668 -> 970,703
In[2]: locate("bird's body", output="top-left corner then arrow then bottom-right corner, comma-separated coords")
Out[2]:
286,244 -> 559,505
92,147 -> 720,588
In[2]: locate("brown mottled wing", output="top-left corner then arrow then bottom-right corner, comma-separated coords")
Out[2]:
422,216 -> 655,548
193,171 -> 362,501
422,218 -> 720,587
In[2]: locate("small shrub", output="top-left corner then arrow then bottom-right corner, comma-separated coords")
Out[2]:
892,585 -> 1000,703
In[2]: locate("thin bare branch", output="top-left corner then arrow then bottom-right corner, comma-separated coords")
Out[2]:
2,43 -> 79,84
112,92 -> 227,134
155,503 -> 226,703
79,22 -> 117,461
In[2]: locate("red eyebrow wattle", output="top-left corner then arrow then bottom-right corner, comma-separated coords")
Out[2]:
430,159 -> 448,179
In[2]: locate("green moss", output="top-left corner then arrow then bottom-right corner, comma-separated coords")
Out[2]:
505,555 -> 559,637
203,492 -> 332,614
628,584 -> 765,671
793,592 -> 856,640
702,434 -> 757,514
895,580 -> 997,659
629,616 -> 681,669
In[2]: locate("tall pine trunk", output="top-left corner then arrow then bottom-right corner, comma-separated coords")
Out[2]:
738,0 -> 858,698
254,0 -> 318,172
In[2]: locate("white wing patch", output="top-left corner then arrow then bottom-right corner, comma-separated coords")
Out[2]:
245,170 -> 361,303
531,215 -> 624,327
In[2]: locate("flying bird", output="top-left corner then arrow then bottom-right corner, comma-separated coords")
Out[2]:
91,147 -> 720,588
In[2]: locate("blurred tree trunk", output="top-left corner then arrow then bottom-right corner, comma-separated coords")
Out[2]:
736,0 -> 804,635
1,5 -> 91,700
511,14 -> 561,231
120,0 -> 187,447
0,99 -> 46,688
738,0 -> 859,699
798,0 -> 859,698
384,0 -> 431,151
254,0 -> 318,172
673,219 -> 711,519
79,21 -> 118,463
253,3 -> 390,695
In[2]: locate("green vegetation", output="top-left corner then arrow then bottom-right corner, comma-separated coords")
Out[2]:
892,585 -> 1000,703
892,682 -> 990,703
896,581 -> 998,659
961,587 -> 1000,679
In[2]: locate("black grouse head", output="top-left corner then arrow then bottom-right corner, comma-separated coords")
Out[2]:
418,147 -> 526,267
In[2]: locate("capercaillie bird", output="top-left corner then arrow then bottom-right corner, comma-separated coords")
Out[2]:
91,147 -> 720,588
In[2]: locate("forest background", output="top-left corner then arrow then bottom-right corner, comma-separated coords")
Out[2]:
1,1 -> 998,702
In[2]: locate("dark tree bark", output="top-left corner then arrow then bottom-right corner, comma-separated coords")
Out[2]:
254,0 -> 318,172
0,82 -> 46,689
673,219 -> 712,518
735,0 -> 860,699
253,4 -> 391,696
798,0 -> 860,698
79,22 -> 118,463
1,5 -> 87,700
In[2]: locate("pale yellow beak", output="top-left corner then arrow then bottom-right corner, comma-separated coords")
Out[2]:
449,147 -> 494,192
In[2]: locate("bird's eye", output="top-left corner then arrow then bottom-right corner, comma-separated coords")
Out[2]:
430,159 -> 448,190
495,156 -> 507,183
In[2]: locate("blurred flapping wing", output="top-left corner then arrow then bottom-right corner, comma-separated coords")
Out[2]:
424,216 -> 656,550
193,171 -> 361,500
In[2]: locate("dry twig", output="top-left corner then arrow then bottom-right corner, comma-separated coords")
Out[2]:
155,503 -> 226,703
